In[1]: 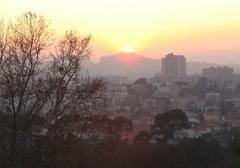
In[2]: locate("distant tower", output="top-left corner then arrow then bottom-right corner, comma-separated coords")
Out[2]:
162,53 -> 187,78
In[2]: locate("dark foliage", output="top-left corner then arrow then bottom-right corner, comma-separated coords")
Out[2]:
151,109 -> 190,143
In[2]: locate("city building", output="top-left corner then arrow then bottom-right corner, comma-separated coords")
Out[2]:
204,93 -> 222,121
162,53 -> 187,79
203,66 -> 234,79
202,66 -> 235,89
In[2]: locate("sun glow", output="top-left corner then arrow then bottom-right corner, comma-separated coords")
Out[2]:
1,0 -> 240,63
122,44 -> 134,53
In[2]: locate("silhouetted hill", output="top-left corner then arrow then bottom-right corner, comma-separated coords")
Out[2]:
87,52 -> 161,78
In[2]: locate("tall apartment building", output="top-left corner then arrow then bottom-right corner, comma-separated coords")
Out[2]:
162,53 -> 187,78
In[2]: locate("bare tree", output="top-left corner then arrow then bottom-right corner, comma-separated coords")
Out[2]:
0,17 -> 8,62
0,12 -> 52,168
45,30 -> 106,139
0,12 -> 106,168
32,29 -> 106,168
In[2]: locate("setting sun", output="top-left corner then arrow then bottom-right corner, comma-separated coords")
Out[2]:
1,0 -> 240,63
0,1 -> 240,167
122,44 -> 134,53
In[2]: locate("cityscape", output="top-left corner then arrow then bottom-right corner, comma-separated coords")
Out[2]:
102,52 -> 240,142
0,0 -> 240,168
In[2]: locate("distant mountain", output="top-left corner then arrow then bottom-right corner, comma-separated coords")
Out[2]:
85,53 -> 240,78
86,52 -> 161,78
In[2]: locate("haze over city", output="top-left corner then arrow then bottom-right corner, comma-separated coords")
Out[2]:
1,1 -> 240,168
1,0 -> 240,64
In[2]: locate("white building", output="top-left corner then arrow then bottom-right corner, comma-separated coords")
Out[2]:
162,53 -> 187,79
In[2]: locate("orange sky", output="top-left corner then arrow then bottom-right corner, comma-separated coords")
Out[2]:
1,0 -> 240,64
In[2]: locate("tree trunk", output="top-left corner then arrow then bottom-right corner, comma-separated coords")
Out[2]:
11,113 -> 17,168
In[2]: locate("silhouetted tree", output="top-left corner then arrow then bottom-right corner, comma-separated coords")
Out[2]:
134,131 -> 151,144
151,109 -> 189,143
0,12 -> 52,168
179,138 -> 226,168
95,116 -> 133,144
132,78 -> 155,99
0,12 -> 105,168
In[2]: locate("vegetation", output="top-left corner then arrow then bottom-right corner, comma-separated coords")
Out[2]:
151,109 -> 189,143
0,12 -> 239,168
0,12 -> 105,168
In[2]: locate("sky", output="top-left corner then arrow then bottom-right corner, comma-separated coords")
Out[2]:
0,0 -> 240,64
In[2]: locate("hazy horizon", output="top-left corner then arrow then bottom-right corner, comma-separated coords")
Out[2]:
92,52 -> 240,65
1,0 -> 240,64
1,3 -> 240,167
